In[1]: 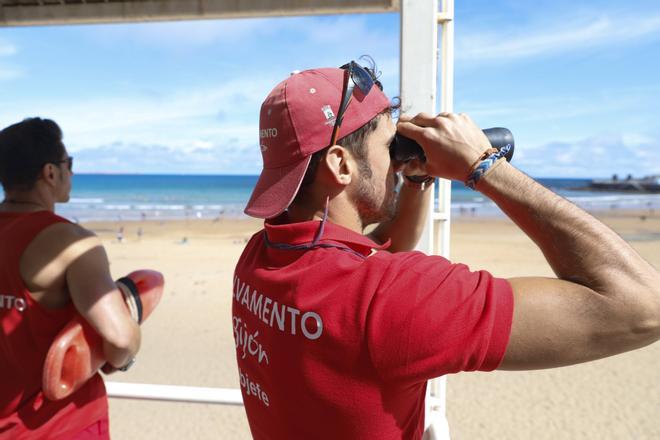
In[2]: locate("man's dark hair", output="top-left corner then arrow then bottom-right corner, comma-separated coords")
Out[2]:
0,118 -> 65,191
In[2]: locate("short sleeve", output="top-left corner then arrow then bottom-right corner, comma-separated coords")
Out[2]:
366,251 -> 513,383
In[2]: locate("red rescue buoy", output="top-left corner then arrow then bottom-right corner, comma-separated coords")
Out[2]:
42,269 -> 164,401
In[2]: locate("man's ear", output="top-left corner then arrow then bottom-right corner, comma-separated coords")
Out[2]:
41,163 -> 56,187
322,145 -> 353,186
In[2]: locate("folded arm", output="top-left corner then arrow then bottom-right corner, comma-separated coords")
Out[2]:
62,227 -> 141,368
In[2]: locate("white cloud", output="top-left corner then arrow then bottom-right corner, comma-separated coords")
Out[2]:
0,40 -> 20,81
92,18 -> 270,47
0,74 -> 272,152
0,41 -> 17,57
0,14 -> 402,167
0,67 -> 21,81
516,133 -> 660,177
462,91 -> 648,129
91,14 -> 398,53
87,15 -> 399,83
458,13 -> 660,63
74,140 -> 262,174
0,67 -> 272,174
621,133 -> 656,146
69,129 -> 660,177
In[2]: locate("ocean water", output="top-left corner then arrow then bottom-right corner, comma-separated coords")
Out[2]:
3,174 -> 659,222
450,177 -> 660,217
60,174 -> 256,222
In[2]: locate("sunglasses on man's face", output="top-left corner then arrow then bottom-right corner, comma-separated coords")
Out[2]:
49,156 -> 73,172
330,61 -> 380,146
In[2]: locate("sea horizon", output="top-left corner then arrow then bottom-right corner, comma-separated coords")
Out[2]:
3,174 -> 659,223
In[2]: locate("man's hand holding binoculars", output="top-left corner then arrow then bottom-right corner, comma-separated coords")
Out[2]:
397,112 -> 497,182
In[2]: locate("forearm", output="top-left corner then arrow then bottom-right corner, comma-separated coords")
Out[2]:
76,285 -> 143,368
370,181 -> 433,252
479,162 -> 660,304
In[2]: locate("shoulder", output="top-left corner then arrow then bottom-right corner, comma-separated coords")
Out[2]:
19,219 -> 106,294
367,249 -> 453,279
237,229 -> 264,260
26,221 -> 102,265
326,250 -> 453,302
365,250 -> 507,310
36,221 -> 98,246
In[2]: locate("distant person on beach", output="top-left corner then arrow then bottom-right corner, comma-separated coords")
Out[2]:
233,62 -> 660,439
0,118 -> 141,438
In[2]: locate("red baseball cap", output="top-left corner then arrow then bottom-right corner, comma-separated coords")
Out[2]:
244,67 -> 391,219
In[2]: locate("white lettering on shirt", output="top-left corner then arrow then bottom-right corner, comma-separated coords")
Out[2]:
301,311 -> 323,340
249,292 -> 263,318
270,302 -> 286,331
0,294 -> 26,312
287,307 -> 299,335
259,128 -> 278,139
233,316 -> 270,365
238,367 -> 270,407
262,297 -> 272,325
233,275 -> 323,341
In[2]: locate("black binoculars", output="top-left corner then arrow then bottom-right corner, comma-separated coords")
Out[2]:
389,127 -> 515,163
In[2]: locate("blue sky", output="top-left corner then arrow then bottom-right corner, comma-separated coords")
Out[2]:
0,0 -> 659,177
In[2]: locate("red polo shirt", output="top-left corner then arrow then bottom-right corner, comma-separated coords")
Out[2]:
233,217 -> 513,440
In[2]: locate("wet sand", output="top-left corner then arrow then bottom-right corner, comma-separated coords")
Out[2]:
92,210 -> 660,440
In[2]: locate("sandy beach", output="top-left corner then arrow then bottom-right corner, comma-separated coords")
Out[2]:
91,210 -> 660,440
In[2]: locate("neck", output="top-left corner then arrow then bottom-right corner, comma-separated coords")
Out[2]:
287,194 -> 363,234
1,190 -> 53,212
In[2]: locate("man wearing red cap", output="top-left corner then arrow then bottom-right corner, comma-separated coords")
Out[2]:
233,62 -> 660,439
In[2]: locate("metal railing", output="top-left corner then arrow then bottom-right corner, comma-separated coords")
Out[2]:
106,382 -> 243,405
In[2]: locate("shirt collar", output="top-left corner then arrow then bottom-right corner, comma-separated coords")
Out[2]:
264,214 -> 391,256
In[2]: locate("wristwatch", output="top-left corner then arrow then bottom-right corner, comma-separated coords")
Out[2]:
118,357 -> 136,372
403,175 -> 435,191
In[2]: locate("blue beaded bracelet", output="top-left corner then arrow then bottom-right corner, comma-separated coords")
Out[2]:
465,144 -> 512,189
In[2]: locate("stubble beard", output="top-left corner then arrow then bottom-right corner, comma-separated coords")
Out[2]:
354,168 -> 399,228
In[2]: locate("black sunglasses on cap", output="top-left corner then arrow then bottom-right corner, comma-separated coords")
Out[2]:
330,61 -> 382,147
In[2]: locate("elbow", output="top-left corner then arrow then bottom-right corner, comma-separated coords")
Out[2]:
607,272 -> 660,343
638,277 -> 660,338
635,297 -> 660,340
629,311 -> 660,340
623,289 -> 660,343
